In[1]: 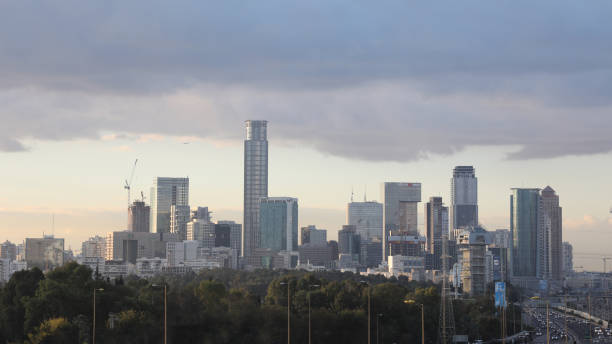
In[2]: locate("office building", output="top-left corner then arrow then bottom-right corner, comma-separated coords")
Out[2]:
347,200 -> 383,241
300,225 -> 327,246
186,219 -> 216,248
510,188 -> 542,278
170,205 -> 191,240
541,186 -> 563,280
450,166 -> 478,231
150,177 -> 189,234
338,225 -> 361,262
0,240 -> 17,261
360,239 -> 383,268
81,236 -> 106,258
128,200 -> 150,233
259,197 -> 298,252
217,221 -> 242,251
243,120 -> 268,258
382,182 -> 421,260
25,236 -> 65,270
105,231 -> 179,263
425,197 -> 448,270
492,229 -> 510,249
562,242 -> 573,276
299,244 -> 334,268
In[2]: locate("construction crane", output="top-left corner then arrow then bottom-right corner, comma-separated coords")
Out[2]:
124,159 -> 138,208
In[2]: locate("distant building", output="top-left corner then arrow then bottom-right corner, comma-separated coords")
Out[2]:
81,236 -> 106,258
382,182 -> 422,260
387,234 -> 425,257
170,205 -> 191,241
150,177 -> 189,233
338,225 -> 361,262
510,188 -> 541,278
541,186 -> 563,280
243,120 -> 268,258
128,200 -> 150,233
25,236 -> 65,270
450,166 -> 478,231
186,219 -> 216,248
259,197 -> 298,253
299,244 -> 334,268
347,201 -> 383,242
492,229 -> 510,249
166,240 -> 199,267
0,240 -> 17,261
388,255 -> 425,280
562,242 -> 573,276
360,239 -> 383,268
300,225 -> 327,246
425,197 -> 448,270
458,227 -> 491,296
217,221 -> 242,251
105,231 -> 179,263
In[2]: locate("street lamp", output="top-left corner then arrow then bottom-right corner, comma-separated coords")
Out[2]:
376,313 -> 383,344
404,299 -> 424,344
308,284 -> 320,344
152,284 -> 168,344
280,281 -> 292,344
92,288 -> 104,344
360,281 -> 371,344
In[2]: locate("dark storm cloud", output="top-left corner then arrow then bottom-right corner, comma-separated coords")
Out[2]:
0,1 -> 611,160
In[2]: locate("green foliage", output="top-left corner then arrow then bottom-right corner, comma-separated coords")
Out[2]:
0,264 -> 524,343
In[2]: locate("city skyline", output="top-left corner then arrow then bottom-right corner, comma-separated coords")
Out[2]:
1,2 -> 612,272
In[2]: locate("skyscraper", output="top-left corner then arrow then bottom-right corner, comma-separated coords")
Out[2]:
426,196 -> 448,270
541,186 -> 563,280
243,120 -> 268,258
150,177 -> 189,233
128,200 -> 150,233
170,204 -> 191,240
510,188 -> 541,278
450,166 -> 478,232
347,200 -> 383,242
259,197 -> 298,252
381,182 -> 421,260
562,242 -> 573,276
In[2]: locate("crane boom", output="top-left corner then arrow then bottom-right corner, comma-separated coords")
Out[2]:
124,159 -> 138,207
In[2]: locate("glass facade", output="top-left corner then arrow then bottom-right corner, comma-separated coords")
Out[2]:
381,182 -> 421,259
259,198 -> 298,252
510,188 -> 540,277
150,177 -> 189,233
347,201 -> 383,242
450,166 -> 478,231
243,120 -> 268,257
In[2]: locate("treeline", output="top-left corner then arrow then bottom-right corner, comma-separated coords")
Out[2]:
0,262 -> 522,343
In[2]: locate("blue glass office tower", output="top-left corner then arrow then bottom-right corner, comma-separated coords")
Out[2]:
259,197 -> 298,252
510,188 -> 541,278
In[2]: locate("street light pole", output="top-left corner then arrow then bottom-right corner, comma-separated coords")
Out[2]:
152,283 -> 167,344
92,288 -> 104,344
404,299 -> 424,344
280,281 -> 291,344
361,281 -> 371,344
308,284 -> 320,344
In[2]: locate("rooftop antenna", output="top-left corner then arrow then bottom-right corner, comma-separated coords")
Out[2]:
350,187 -> 354,203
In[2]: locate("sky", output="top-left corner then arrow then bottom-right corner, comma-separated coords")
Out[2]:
1,1 -> 611,271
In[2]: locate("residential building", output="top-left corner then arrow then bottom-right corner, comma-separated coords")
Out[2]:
0,240 -> 17,261
259,197 -> 298,252
170,205 -> 191,241
105,231 -> 179,263
458,227 -> 491,296
382,182 -> 422,260
425,196 -> 448,270
81,236 -> 106,258
150,177 -> 189,233
128,200 -> 150,233
347,200 -> 383,242
450,166 -> 478,231
25,236 -> 65,270
243,120 -> 268,258
562,242 -> 573,276
541,186 -> 563,280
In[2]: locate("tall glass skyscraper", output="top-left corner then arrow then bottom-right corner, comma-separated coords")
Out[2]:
150,177 -> 189,233
450,166 -> 478,232
243,120 -> 268,258
510,188 -> 541,278
425,196 -> 448,270
541,186 -> 562,280
259,197 -> 298,252
347,201 -> 383,242
381,182 -> 421,260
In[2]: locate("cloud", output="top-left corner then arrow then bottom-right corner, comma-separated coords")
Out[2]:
0,1 -> 611,161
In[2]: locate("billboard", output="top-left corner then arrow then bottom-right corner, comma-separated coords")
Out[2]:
494,282 -> 507,308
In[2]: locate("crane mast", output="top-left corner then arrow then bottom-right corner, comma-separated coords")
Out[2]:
124,159 -> 138,208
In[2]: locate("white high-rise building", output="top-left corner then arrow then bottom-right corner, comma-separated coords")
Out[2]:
450,166 -> 478,232
81,236 -> 106,258
347,201 -> 383,242
150,177 -> 189,233
381,182 -> 421,260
